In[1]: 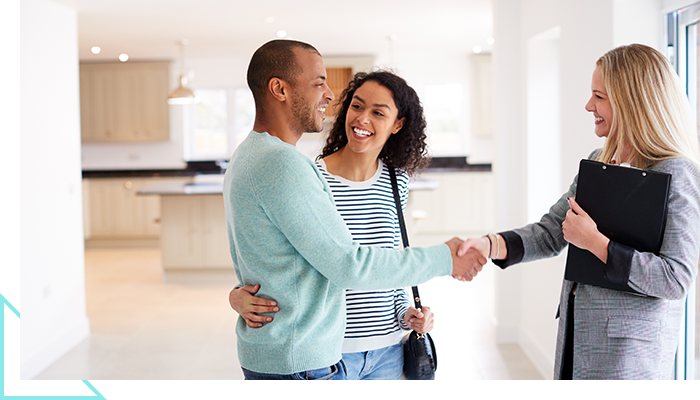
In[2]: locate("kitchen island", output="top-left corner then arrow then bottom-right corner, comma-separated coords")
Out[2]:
85,157 -> 491,281
138,175 -> 233,283
137,174 -> 442,281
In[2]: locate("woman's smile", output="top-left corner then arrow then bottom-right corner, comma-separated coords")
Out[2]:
351,127 -> 373,139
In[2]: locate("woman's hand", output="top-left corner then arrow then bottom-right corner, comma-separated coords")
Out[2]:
457,237 -> 490,259
228,284 -> 279,328
562,198 -> 610,262
403,306 -> 434,334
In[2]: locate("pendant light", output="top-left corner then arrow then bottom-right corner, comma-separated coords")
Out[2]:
168,39 -> 198,104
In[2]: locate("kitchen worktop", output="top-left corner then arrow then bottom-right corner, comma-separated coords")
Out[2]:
137,176 -> 223,196
108,157 -> 494,196
82,161 -> 224,179
83,157 -> 491,179
137,174 -> 441,196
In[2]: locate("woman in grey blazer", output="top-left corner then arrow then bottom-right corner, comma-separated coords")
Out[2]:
460,44 -> 700,379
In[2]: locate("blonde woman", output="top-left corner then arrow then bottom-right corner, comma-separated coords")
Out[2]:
460,44 -> 700,379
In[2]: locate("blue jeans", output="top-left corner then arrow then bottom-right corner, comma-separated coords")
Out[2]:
342,342 -> 404,380
242,360 -> 346,380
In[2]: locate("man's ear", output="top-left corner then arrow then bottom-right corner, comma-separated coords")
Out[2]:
268,77 -> 289,102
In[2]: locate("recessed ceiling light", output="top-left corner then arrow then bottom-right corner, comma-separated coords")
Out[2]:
486,37 -> 495,45
118,53 -> 129,62
91,46 -> 101,54
277,30 -> 287,38
472,46 -> 482,54
265,17 -> 275,23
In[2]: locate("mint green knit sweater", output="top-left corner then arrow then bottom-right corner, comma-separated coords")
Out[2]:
223,131 -> 451,374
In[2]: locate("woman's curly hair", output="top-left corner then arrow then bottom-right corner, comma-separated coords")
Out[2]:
319,70 -> 430,176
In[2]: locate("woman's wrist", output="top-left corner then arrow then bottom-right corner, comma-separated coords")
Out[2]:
483,234 -> 493,258
485,233 -> 506,260
485,233 -> 502,259
592,233 -> 610,263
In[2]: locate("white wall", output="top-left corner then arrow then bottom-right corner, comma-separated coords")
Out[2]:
20,0 -> 90,379
492,0 -> 664,378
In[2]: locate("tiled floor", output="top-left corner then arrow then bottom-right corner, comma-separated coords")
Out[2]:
35,246 -> 544,380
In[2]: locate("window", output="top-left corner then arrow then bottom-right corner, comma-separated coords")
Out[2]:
231,88 -> 255,149
184,89 -> 228,161
182,87 -> 256,162
423,84 -> 465,156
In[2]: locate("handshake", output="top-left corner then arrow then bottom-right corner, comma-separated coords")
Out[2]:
445,237 -> 494,282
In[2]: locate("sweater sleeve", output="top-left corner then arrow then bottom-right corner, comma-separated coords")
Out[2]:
395,287 -> 411,330
249,149 -> 452,290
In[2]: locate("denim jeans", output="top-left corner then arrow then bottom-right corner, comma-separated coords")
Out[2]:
241,360 -> 346,380
342,342 -> 404,380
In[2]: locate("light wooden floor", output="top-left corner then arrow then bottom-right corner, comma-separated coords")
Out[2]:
35,246 -> 544,380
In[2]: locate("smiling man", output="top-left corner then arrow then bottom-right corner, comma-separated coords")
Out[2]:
222,39 -> 485,380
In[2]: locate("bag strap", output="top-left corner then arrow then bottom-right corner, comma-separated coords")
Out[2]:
388,166 -> 422,311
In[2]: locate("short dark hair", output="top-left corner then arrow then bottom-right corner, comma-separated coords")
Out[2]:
320,71 -> 430,176
247,39 -> 320,109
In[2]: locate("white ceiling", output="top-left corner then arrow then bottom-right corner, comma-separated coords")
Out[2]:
52,0 -> 493,62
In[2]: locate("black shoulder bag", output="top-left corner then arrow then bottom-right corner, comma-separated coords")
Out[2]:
388,167 -> 438,380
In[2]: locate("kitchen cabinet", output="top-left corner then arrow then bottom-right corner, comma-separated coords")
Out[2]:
80,62 -> 170,143
405,171 -> 495,246
159,194 -> 232,270
134,179 -> 234,274
326,67 -> 353,116
102,171 -> 490,274
84,177 -> 186,240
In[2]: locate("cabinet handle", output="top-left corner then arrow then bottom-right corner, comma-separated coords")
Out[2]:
124,181 -> 132,189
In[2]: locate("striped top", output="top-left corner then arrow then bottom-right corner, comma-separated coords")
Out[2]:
316,158 -> 412,354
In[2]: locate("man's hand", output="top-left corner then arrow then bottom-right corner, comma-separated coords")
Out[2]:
445,237 -> 487,282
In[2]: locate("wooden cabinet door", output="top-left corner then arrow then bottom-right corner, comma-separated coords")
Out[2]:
86,177 -> 170,239
160,195 -> 204,269
136,64 -> 170,141
201,194 -> 232,268
80,65 -> 118,141
80,62 -> 170,143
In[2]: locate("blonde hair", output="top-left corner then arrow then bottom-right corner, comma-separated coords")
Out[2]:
596,43 -> 700,169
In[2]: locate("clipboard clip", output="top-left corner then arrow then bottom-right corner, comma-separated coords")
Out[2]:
602,162 -> 644,174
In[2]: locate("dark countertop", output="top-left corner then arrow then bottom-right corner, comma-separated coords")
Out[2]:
82,161 -> 223,179
425,157 -> 491,171
82,157 -> 491,179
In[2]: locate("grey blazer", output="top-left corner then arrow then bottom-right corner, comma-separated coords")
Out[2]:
498,151 -> 700,379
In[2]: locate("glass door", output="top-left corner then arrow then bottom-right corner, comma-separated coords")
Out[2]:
667,3 -> 700,380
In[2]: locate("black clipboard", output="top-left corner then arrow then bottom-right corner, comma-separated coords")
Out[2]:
563,159 -> 671,293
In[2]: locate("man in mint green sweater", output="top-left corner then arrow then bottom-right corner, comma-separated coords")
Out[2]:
223,39 -> 486,380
